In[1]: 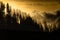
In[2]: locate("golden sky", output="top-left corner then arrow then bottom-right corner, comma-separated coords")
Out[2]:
0,0 -> 60,13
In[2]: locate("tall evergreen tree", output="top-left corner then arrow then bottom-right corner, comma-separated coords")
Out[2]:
6,3 -> 11,15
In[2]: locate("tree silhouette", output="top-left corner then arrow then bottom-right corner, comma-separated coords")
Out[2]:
56,10 -> 60,17
0,2 -> 5,12
6,3 -> 11,15
1,2 -> 60,32
12,13 -> 17,24
55,10 -> 60,31
0,2 -> 5,17
5,3 -> 11,25
0,2 -> 5,29
19,16 -> 40,31
44,13 -> 56,20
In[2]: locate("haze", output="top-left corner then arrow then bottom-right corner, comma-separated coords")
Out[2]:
0,0 -> 60,13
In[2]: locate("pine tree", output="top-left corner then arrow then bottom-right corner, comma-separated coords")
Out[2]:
6,3 -> 11,15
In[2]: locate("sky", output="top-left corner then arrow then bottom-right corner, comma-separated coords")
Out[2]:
0,0 -> 60,30
0,0 -> 60,14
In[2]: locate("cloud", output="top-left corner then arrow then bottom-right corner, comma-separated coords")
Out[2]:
13,0 -> 60,2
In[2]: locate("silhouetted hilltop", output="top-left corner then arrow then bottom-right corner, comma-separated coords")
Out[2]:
0,2 -> 60,32
0,2 -> 41,32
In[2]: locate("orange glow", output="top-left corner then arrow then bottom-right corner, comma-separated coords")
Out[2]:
0,0 -> 60,32
0,0 -> 60,14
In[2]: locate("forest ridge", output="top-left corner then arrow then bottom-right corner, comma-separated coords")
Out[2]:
0,2 -> 60,32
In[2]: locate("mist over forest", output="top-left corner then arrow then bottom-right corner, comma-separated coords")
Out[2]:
0,1 -> 60,32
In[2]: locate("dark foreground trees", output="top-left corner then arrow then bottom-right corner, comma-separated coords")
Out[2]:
0,2 -> 41,32
0,2 -> 60,32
